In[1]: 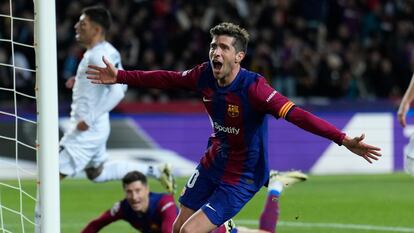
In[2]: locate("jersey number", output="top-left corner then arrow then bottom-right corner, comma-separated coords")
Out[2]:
186,170 -> 199,188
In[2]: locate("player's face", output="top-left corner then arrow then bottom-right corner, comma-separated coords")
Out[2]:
124,181 -> 150,213
74,14 -> 98,47
209,35 -> 244,86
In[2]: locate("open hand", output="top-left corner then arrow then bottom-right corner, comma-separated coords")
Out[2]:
86,56 -> 118,84
342,134 -> 382,163
77,121 -> 89,131
65,76 -> 75,89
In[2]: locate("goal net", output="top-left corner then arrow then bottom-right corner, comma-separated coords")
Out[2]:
0,0 -> 60,232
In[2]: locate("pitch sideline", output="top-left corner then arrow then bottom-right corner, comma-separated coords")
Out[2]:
55,220 -> 414,232
237,219 -> 414,232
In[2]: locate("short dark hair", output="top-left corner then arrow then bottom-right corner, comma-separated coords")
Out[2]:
210,22 -> 249,53
122,171 -> 147,187
82,6 -> 112,32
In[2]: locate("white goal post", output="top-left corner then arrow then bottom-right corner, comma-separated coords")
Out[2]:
35,0 -> 60,232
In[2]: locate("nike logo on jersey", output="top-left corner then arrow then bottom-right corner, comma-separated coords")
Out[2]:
203,96 -> 212,102
205,203 -> 216,212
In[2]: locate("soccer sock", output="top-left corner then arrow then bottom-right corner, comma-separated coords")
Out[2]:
259,190 -> 280,233
268,179 -> 284,194
92,161 -> 160,182
211,225 -> 226,233
211,224 -> 238,233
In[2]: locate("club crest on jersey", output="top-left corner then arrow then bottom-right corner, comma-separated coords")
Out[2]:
227,104 -> 239,117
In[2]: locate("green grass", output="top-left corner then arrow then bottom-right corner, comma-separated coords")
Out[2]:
1,173 -> 414,233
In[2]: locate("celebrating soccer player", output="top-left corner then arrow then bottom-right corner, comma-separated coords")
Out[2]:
86,22 -> 381,233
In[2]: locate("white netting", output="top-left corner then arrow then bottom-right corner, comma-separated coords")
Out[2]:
0,0 -> 38,232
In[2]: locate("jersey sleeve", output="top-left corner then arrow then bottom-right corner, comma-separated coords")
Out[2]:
248,76 -> 345,145
116,63 -> 208,91
80,202 -> 123,233
248,76 -> 294,119
156,194 -> 177,233
286,107 -> 346,145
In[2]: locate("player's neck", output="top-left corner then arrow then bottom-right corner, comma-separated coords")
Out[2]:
217,66 -> 240,87
86,37 -> 105,50
137,202 -> 149,214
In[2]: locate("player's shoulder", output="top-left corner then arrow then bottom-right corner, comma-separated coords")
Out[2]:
88,41 -> 120,62
238,68 -> 264,88
101,41 -> 119,55
150,191 -> 172,199
150,192 -> 175,204
109,201 -> 122,216
92,41 -> 117,52
150,192 -> 177,213
241,68 -> 261,80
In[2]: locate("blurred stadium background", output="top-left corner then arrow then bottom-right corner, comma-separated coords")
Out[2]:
2,0 -> 414,232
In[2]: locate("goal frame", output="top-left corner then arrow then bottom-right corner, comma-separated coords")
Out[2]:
34,0 -> 60,232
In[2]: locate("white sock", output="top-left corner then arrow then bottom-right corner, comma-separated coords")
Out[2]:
268,180 -> 284,194
92,161 -> 160,182
34,188 -> 41,233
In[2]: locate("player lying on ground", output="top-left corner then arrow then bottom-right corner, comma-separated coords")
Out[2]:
81,171 -> 177,233
81,170 -> 243,233
86,22 -> 381,233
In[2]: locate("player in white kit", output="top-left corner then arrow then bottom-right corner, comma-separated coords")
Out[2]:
59,5 -> 175,190
35,6 -> 174,232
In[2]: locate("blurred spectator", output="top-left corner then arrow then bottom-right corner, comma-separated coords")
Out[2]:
4,0 -> 414,102
0,47 -> 11,102
12,51 -> 33,95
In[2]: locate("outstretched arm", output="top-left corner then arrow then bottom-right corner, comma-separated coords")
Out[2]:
398,73 -> 414,128
342,134 -> 381,163
81,210 -> 119,233
87,58 -> 206,90
286,107 -> 381,163
248,76 -> 382,163
86,56 -> 118,84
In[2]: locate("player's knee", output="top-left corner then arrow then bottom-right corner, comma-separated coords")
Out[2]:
178,225 -> 192,233
85,165 -> 103,181
179,221 -> 203,233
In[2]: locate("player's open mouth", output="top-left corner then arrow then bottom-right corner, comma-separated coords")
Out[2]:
212,61 -> 222,71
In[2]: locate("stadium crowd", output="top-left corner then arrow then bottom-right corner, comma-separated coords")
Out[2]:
1,0 -> 414,102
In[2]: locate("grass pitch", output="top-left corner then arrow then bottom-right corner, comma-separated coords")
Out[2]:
1,173 -> 414,233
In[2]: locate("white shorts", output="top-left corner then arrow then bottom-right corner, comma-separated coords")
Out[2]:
59,144 -> 107,176
59,123 -> 109,177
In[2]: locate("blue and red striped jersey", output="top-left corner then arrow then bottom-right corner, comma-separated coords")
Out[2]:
81,192 -> 177,233
117,62 -> 345,190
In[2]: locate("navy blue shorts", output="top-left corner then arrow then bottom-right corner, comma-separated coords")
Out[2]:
179,168 -> 257,225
